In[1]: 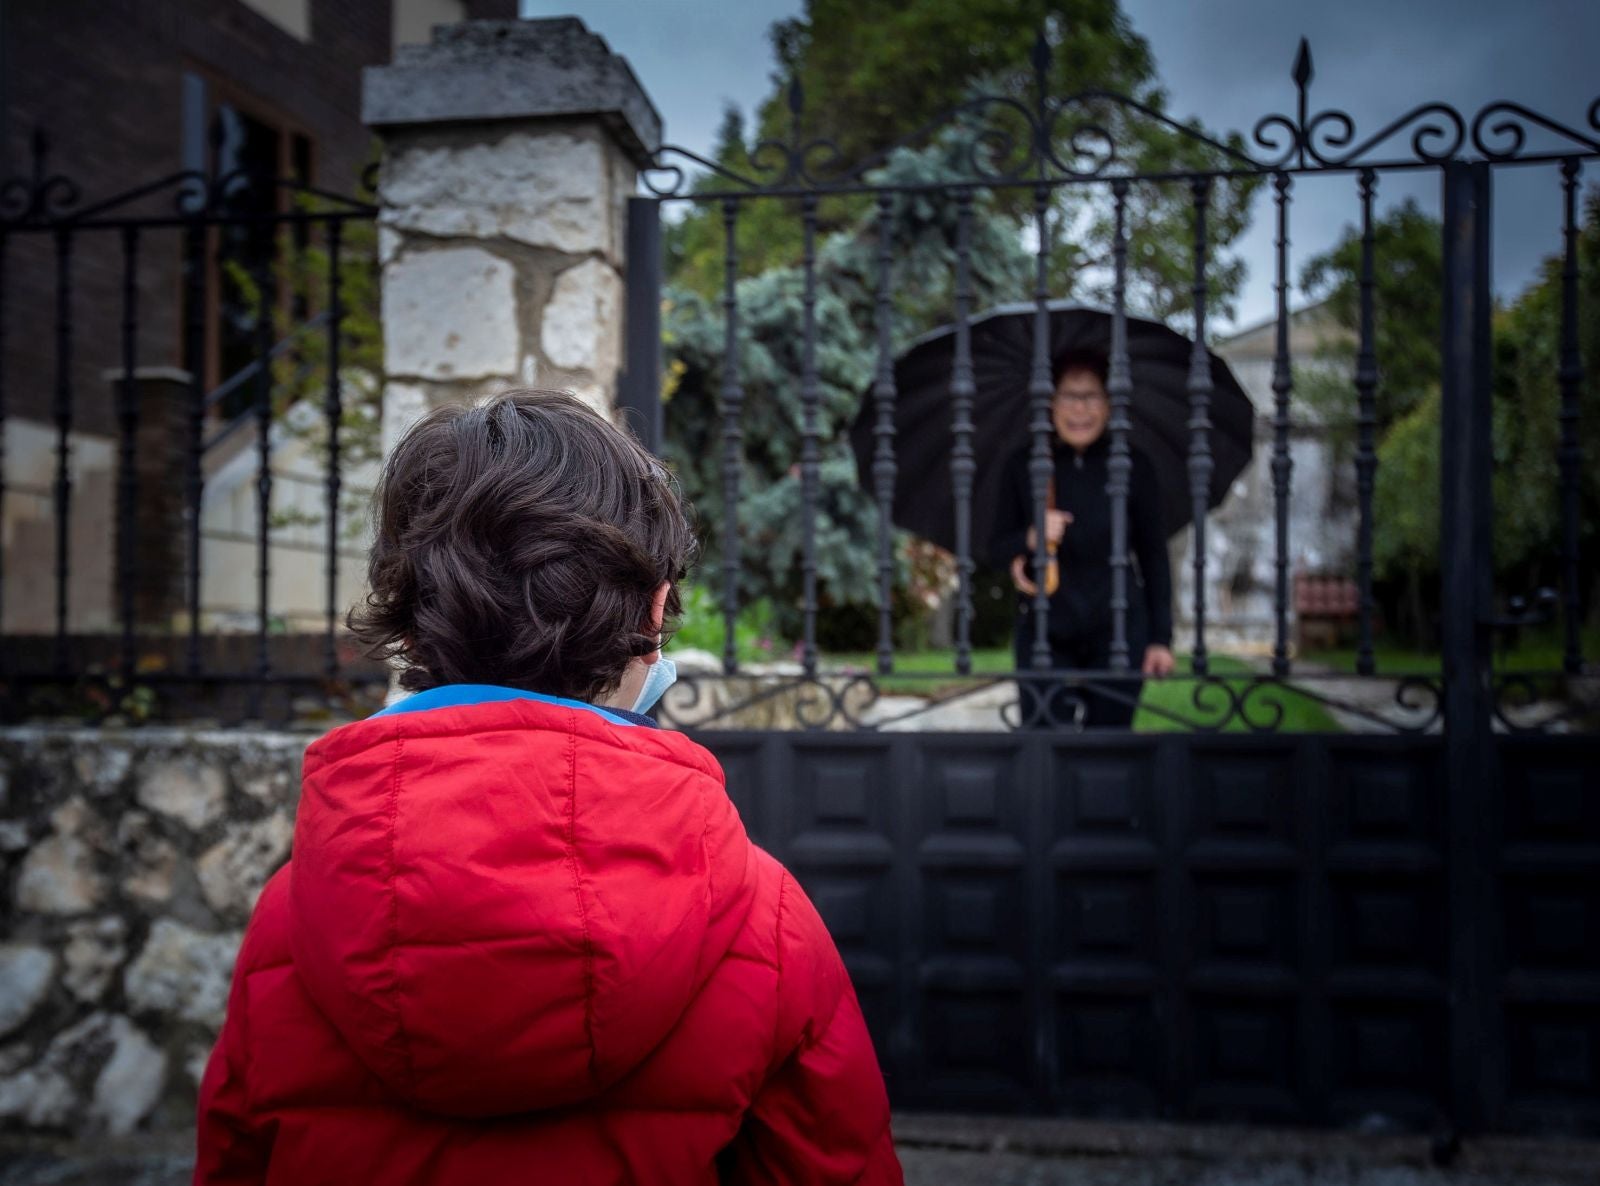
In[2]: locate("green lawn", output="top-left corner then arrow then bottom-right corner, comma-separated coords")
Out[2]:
1133,654 -> 1342,733
822,647 -> 1013,695
820,648 -> 1343,732
1304,624 -> 1599,675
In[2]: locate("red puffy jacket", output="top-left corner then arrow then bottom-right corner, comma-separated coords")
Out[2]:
195,690 -> 902,1185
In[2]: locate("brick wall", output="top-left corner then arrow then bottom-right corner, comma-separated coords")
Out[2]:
1,0 -> 516,437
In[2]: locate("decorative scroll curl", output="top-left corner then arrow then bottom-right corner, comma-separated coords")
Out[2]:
1472,102 -> 1600,161
647,668 -> 1475,735
1490,671 -> 1600,735
636,34 -> 1596,201
0,131 -> 81,224
1,126 -> 375,231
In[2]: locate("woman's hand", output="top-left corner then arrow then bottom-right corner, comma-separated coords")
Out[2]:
1142,644 -> 1175,678
1024,510 -> 1073,552
1009,554 -> 1038,596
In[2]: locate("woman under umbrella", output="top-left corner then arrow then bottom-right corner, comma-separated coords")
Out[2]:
849,301 -> 1254,731
988,347 -> 1173,729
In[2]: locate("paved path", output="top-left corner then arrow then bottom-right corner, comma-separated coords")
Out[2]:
3,1118 -> 1596,1185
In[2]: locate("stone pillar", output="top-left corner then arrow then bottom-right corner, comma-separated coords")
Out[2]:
362,17 -> 662,447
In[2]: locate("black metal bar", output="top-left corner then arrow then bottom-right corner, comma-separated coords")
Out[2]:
1440,158 -> 1498,1137
253,251 -> 274,693
621,197 -> 663,454
0,232 -> 8,645
1028,183 -> 1054,670
51,227 -> 73,672
719,197 -> 744,676
872,191 -> 897,675
1355,168 -> 1380,675
323,219 -> 343,679
116,227 -> 140,680
799,193 -> 820,677
1106,179 -> 1133,671
1558,158 -> 1584,674
4,147 -> 1594,237
652,149 -> 1600,209
183,221 -> 206,674
1186,177 -> 1214,676
4,207 -> 379,235
1271,172 -> 1295,678
950,191 -> 977,676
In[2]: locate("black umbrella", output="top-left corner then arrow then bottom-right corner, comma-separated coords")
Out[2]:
849,301 -> 1254,562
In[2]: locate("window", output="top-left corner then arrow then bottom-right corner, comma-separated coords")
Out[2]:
180,72 -> 315,417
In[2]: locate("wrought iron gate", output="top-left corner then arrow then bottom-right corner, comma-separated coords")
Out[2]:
623,39 -> 1600,1135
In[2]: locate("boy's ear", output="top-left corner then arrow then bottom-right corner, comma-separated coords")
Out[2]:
647,581 -> 671,637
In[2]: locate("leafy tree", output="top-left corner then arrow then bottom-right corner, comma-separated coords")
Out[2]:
664,107 -> 807,304
667,0 -> 1259,323
1490,186 -> 1600,600
1300,197 -> 1443,432
1302,188 -> 1600,642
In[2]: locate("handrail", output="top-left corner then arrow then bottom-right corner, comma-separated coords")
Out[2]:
202,310 -> 331,415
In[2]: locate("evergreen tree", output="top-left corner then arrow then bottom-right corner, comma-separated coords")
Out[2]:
664,132 -> 1032,642
666,0 -> 1259,323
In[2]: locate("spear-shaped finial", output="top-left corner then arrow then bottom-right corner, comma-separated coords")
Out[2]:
1292,38 -> 1313,90
1032,29 -> 1053,95
1292,39 -> 1313,167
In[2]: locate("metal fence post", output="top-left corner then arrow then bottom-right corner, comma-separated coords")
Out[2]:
621,195 -> 663,454
1439,158 -> 1499,1137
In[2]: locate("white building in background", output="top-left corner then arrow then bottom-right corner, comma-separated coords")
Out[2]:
1170,301 -> 1359,657
0,392 -> 377,638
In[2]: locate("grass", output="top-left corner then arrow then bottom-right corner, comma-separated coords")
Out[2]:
820,648 -> 1344,732
1133,654 -> 1343,733
821,647 -> 1013,695
1304,624 -> 1599,676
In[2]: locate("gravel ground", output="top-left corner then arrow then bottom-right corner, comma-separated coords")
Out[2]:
1,1118 -> 1595,1185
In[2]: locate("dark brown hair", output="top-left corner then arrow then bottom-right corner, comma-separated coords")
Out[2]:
350,390 -> 696,701
1050,347 -> 1110,389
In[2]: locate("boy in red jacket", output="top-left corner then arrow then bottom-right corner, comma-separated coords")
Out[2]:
195,391 -> 902,1185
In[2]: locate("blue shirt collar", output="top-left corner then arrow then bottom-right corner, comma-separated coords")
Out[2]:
371,684 -> 655,728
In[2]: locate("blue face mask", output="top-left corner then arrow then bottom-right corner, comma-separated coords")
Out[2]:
631,656 -> 677,715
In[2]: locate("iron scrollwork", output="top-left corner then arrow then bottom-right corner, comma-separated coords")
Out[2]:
1,121 -> 376,232
650,667 -> 1457,736
637,33 -> 1597,201
0,130 -> 81,225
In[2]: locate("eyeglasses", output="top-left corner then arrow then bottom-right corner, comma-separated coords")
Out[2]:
1052,391 -> 1109,409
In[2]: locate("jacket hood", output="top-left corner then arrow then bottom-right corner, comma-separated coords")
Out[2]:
287,695 -> 757,1118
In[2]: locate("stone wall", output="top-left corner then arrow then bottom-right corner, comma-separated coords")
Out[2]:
0,729 -> 307,1136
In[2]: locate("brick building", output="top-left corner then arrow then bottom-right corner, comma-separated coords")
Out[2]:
0,0 -> 514,632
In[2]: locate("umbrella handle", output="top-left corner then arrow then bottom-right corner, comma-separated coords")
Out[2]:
1044,543 -> 1060,597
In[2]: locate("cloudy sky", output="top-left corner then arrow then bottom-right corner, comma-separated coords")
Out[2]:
522,0 -> 1600,331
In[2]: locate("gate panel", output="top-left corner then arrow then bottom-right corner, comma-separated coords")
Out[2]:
909,736 -> 1037,1111
777,737 -> 902,1076
1182,739 -> 1308,1124
698,730 -> 1473,1126
1323,739 -> 1450,1128
1495,736 -> 1600,1134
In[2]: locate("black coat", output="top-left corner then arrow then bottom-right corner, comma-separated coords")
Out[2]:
988,433 -> 1174,649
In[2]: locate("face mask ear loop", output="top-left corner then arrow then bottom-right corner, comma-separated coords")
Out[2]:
631,656 -> 678,715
